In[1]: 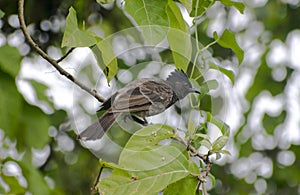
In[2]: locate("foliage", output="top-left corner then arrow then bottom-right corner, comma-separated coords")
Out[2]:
0,0 -> 300,194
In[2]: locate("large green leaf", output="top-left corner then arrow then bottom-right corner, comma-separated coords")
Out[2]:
166,1 -> 192,71
0,45 -> 21,78
213,29 -> 244,64
125,0 -> 169,45
62,7 -> 97,47
98,124 -> 199,194
119,124 -> 178,171
163,175 -> 198,195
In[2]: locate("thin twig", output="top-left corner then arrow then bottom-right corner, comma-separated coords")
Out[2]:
172,136 -> 206,161
56,47 -> 75,63
17,0 -> 105,103
173,135 -> 213,195
91,166 -> 104,194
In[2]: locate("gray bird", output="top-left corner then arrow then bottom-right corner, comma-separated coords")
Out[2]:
78,69 -> 200,141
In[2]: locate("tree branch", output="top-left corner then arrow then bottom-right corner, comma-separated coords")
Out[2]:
173,135 -> 212,194
17,0 -> 105,103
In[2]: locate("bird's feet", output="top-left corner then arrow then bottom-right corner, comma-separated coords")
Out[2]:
124,114 -> 148,126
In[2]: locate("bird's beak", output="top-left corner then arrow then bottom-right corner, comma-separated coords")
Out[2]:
191,88 -> 200,94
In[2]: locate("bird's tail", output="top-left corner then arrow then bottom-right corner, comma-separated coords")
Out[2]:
78,111 -> 120,141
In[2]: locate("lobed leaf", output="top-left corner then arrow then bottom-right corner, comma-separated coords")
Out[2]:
125,0 -> 169,45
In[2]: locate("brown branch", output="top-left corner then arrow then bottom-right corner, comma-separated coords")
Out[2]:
91,166 -> 104,194
172,136 -> 207,161
17,0 -> 105,103
173,136 -> 212,194
56,47 -> 75,63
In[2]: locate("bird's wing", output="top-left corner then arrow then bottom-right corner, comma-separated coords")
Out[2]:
111,80 -> 174,113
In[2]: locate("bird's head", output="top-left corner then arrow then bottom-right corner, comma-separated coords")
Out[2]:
166,69 -> 200,99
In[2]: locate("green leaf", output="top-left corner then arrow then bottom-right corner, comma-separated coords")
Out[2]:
19,154 -> 51,195
98,125 -> 199,194
0,9 -> 5,18
118,124 -> 177,170
218,0 -> 245,14
189,0 -> 214,17
178,0 -> 193,14
163,175 -> 198,195
215,152 -> 222,160
187,118 -> 196,138
211,135 -> 228,152
206,112 -> 230,136
263,111 -> 286,134
219,149 -> 231,155
125,0 -> 169,45
96,0 -> 115,4
193,133 -> 210,140
92,40 -> 118,83
0,71 -> 23,136
62,7 -> 97,47
213,29 -> 244,64
27,79 -> 55,108
166,1 -> 192,71
209,62 -> 235,84
48,109 -> 67,128
199,79 -> 218,96
208,173 -> 215,187
2,174 -> 26,194
20,102 -> 50,149
0,45 -> 22,78
200,139 -> 212,149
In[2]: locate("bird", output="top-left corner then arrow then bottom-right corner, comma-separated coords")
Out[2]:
78,69 -> 200,141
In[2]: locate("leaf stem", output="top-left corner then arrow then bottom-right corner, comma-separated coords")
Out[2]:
56,47 -> 75,63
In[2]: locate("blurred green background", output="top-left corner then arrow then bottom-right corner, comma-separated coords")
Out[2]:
0,0 -> 300,194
